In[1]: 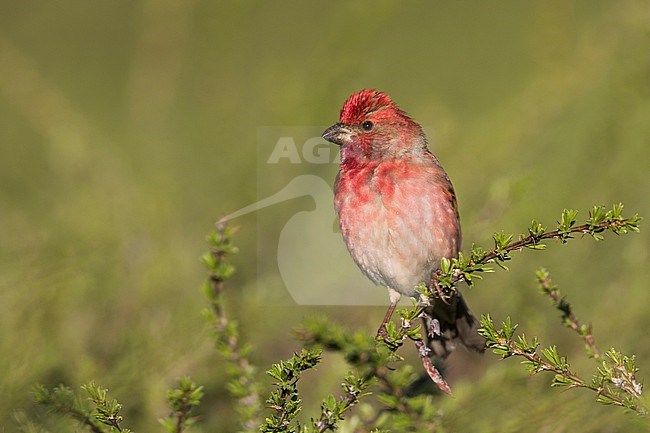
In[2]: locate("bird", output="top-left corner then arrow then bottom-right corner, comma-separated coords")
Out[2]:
322,89 -> 484,358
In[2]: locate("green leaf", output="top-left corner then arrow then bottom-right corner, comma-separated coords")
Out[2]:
501,316 -> 517,341
541,346 -> 567,370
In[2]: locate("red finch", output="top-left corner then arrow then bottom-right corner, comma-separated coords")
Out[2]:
322,89 -> 484,358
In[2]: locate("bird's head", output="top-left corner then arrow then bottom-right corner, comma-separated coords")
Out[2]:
322,89 -> 425,160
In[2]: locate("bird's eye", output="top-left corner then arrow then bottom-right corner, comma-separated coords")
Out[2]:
362,121 -> 373,131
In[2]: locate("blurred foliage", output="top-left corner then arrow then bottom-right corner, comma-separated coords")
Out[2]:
1,1 -> 649,432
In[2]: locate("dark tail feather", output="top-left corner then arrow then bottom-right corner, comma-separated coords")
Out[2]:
424,292 -> 485,359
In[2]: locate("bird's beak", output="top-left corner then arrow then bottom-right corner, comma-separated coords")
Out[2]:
322,122 -> 351,146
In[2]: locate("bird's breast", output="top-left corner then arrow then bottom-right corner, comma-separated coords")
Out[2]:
334,159 -> 460,296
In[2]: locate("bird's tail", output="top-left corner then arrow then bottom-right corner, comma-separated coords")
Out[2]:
424,292 -> 485,359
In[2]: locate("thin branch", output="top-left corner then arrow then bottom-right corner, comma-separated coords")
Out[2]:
537,268 -> 600,359
433,212 -> 640,292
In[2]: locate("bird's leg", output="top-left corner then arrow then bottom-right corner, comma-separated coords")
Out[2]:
376,288 -> 401,339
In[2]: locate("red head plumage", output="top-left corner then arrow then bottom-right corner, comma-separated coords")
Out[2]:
339,89 -> 408,125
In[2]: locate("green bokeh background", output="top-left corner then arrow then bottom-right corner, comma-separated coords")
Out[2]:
1,1 -> 648,431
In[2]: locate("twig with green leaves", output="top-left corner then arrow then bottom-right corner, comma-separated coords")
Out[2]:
536,268 -> 600,359
312,373 -> 370,433
478,269 -> 646,415
201,220 -> 262,432
261,348 -> 322,432
296,317 -> 443,431
430,203 -> 641,298
34,378 -> 204,433
34,381 -> 131,433
377,306 -> 453,395
160,378 -> 204,433
204,223 -> 376,433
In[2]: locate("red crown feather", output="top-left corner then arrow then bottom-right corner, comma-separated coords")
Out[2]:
339,89 -> 402,124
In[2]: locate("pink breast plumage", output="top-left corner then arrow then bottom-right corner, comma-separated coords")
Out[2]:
334,157 -> 460,296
